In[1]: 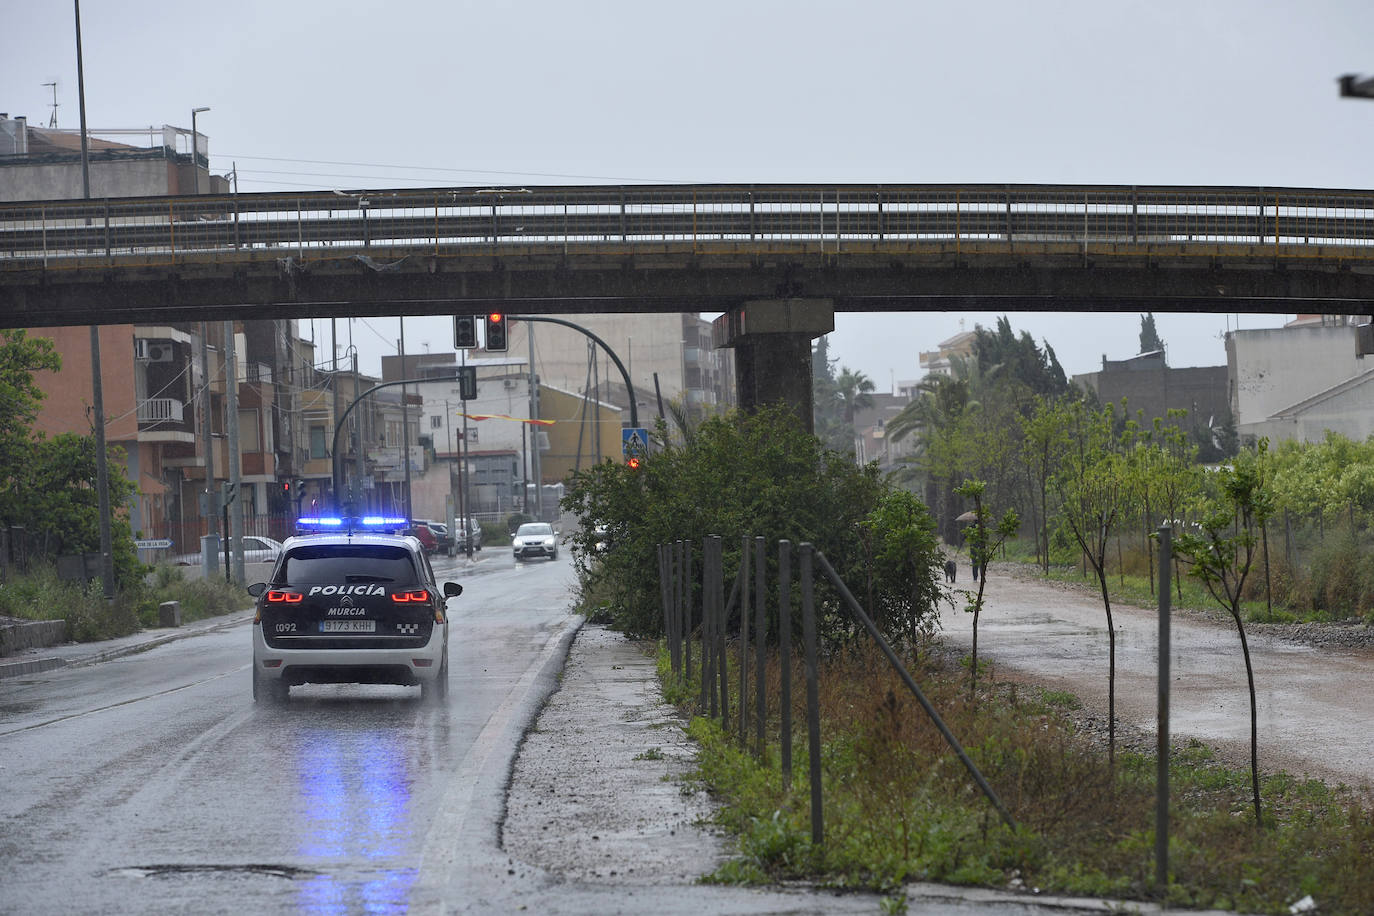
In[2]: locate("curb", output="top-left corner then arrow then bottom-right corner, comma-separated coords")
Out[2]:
0,611 -> 253,680
0,656 -> 68,678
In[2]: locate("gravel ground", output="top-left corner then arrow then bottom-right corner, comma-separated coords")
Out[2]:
502,624 -> 730,883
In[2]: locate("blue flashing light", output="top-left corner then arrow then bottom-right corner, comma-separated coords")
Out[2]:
297,516 -> 345,527
361,516 -> 408,526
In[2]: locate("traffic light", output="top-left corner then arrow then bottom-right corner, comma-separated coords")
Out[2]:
457,365 -> 477,401
453,315 -> 478,349
281,479 -> 291,497
626,455 -> 642,470
485,313 -> 508,352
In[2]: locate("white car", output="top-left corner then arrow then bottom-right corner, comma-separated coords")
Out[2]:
249,528 -> 462,702
512,522 -> 558,562
174,535 -> 284,566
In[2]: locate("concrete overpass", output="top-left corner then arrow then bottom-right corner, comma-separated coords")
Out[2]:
3,182 -> 1373,419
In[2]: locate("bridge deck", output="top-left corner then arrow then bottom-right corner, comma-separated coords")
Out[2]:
3,184 -> 1372,326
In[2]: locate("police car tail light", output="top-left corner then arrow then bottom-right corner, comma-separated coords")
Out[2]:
266,590 -> 303,603
391,590 -> 430,603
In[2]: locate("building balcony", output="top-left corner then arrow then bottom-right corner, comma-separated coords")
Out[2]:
136,398 -> 195,443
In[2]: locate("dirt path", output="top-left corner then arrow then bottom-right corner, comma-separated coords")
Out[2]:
939,559 -> 1374,789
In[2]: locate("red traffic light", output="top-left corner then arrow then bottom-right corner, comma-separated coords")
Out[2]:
626,456 -> 642,470
485,313 -> 509,352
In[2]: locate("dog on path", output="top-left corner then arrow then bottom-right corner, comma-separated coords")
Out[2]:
943,559 -> 957,583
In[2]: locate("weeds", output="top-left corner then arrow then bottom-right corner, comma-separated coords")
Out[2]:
666,639 -> 1374,915
0,563 -> 249,641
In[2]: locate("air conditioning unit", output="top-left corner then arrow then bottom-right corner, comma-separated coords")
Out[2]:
135,340 -> 174,362
503,379 -> 518,390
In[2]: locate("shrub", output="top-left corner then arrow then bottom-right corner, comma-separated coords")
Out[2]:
561,404 -> 935,643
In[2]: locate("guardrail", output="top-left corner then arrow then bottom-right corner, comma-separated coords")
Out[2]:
4,183 -> 1373,270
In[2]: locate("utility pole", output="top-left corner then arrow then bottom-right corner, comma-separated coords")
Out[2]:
224,320 -> 244,584
352,347 -> 364,512
331,318 -> 340,508
399,319 -> 413,522
199,322 -> 217,574
527,323 -> 542,521
74,0 -> 115,599
459,348 -> 472,557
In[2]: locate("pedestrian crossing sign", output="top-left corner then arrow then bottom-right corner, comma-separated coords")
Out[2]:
622,427 -> 649,458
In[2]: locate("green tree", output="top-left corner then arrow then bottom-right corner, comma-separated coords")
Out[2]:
20,434 -> 142,590
1138,312 -> 1165,356
972,316 -> 1071,399
833,367 -> 876,426
859,489 -> 946,649
1019,396 -> 1073,573
0,329 -> 62,526
1173,441 -> 1276,828
562,404 -> 893,643
1053,399 -> 1128,765
954,479 -> 1019,698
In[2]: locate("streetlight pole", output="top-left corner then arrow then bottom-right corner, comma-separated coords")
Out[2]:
190,107 -> 209,195
74,0 -> 115,599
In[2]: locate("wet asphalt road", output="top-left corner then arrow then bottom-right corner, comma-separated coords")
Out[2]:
0,551 -> 580,915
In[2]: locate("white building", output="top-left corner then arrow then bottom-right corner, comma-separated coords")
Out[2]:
1226,315 -> 1374,444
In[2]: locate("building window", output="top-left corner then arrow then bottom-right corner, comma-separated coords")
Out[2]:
309,425 -> 327,459
239,409 -> 261,452
430,414 -> 443,430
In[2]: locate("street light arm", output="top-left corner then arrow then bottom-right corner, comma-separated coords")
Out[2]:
331,374 -> 467,512
511,315 -> 638,428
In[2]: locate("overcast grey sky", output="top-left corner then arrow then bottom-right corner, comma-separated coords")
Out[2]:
8,1 -> 1374,388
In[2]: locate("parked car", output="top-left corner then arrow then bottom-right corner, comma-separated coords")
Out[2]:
403,523 -> 439,554
418,520 -> 452,553
173,535 -> 284,566
453,516 -> 483,553
512,522 -> 558,562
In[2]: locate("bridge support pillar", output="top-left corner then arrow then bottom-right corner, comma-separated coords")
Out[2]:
715,299 -> 834,433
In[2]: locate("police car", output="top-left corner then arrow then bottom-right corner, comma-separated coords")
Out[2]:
248,517 -> 462,703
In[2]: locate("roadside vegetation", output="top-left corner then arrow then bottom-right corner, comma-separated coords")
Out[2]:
669,645 -> 1374,915
0,562 -> 249,641
565,313 -> 1374,915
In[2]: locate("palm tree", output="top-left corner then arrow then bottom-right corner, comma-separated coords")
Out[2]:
833,367 -> 876,425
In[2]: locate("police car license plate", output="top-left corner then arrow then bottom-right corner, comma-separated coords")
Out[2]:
320,620 -> 376,633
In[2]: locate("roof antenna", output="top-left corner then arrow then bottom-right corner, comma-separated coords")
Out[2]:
43,81 -> 58,128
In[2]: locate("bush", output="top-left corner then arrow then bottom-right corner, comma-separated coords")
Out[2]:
0,563 -> 250,642
561,404 -> 934,643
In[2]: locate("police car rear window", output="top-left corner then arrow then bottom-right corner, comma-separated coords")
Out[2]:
276,545 -> 419,585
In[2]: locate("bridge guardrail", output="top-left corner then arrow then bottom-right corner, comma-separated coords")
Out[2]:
3,184 -> 1373,270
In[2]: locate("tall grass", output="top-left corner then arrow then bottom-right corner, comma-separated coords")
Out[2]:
0,563 -> 250,642
667,641 -> 1374,914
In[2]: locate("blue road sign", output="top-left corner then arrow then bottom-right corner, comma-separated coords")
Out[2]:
622,427 -> 649,457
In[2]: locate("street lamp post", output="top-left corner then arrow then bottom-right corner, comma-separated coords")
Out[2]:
190,107 -> 209,194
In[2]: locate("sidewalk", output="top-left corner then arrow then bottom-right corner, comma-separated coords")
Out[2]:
0,610 -> 253,679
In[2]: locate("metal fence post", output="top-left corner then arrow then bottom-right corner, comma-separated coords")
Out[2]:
739,534 -> 751,746
682,539 -> 693,684
670,541 -> 681,677
754,535 -> 767,757
779,539 -> 793,788
714,536 -> 728,729
1157,524 -> 1173,898
701,535 -> 714,713
658,544 -> 670,663
800,542 -> 823,846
